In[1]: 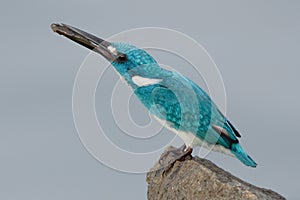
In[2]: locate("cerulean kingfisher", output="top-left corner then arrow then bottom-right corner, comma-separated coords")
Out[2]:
51,23 -> 257,167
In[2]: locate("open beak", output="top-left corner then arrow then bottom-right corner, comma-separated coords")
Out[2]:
51,23 -> 127,62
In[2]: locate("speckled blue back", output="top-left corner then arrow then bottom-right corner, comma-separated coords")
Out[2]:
110,42 -> 239,148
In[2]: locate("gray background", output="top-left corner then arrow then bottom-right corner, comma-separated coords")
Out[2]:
1,0 -> 299,199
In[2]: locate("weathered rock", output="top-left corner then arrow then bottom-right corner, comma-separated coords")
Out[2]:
146,146 -> 285,200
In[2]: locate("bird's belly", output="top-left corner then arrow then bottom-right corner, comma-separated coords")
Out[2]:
153,116 -> 201,148
153,116 -> 234,156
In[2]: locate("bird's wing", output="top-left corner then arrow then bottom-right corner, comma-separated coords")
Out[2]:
132,67 -> 240,148
185,74 -> 241,144
133,71 -> 228,146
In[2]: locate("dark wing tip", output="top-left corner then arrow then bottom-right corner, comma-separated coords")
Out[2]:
226,120 -> 241,138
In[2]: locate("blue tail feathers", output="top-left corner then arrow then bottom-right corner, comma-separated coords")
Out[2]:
231,143 -> 257,167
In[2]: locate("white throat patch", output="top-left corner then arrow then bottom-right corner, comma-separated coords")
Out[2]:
132,76 -> 162,87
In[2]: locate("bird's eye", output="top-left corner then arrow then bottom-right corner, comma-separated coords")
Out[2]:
117,54 -> 127,63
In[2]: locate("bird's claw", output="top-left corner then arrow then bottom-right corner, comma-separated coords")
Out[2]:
158,145 -> 193,176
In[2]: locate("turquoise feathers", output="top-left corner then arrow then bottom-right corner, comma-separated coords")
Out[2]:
111,43 -> 257,167
51,23 -> 257,167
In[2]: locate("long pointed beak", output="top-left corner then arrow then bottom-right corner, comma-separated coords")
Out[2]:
51,23 -> 127,62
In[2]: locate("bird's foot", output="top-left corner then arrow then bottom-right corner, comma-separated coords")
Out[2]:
158,145 -> 193,176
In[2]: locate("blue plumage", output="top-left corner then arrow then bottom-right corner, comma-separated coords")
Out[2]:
51,23 -> 257,167
111,43 -> 257,167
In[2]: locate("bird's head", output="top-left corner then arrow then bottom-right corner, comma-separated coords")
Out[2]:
51,23 -> 158,81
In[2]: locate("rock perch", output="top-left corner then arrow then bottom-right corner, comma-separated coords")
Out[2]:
146,146 -> 285,200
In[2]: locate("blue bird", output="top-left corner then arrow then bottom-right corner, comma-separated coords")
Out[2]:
51,23 -> 257,167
